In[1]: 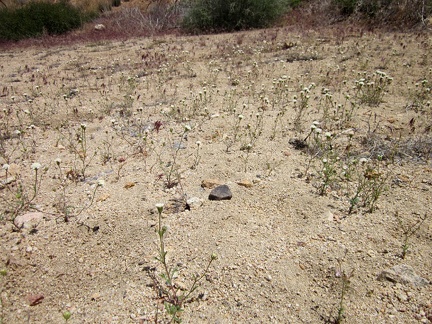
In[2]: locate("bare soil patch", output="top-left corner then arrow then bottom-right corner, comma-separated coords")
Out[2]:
0,26 -> 431,323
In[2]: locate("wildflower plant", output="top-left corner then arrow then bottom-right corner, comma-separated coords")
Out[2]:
157,124 -> 191,188
407,79 -> 431,113
353,70 -> 393,106
0,267 -> 6,323
191,141 -> 202,170
1,162 -> 45,228
224,112 -> 245,153
60,123 -> 96,181
303,120 -> 388,212
112,108 -> 155,163
147,203 -> 217,323
347,158 -> 388,214
334,250 -> 354,324
293,83 -> 315,132
319,87 -> 358,130
395,212 -> 428,259
54,158 -> 103,223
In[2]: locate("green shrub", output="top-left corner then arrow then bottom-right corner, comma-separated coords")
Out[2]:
332,0 -> 431,25
0,1 -> 85,41
182,0 -> 292,33
111,0 -> 121,8
333,0 -> 358,15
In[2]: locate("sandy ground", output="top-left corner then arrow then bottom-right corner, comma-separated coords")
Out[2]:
0,26 -> 431,323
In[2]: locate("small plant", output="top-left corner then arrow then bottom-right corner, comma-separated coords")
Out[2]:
293,84 -> 314,132
307,128 -> 340,195
190,141 -> 202,170
60,123 -> 96,181
334,250 -> 354,324
0,267 -> 6,324
224,113 -> 245,153
317,156 -> 338,196
407,79 -> 431,113
157,125 -> 191,188
1,162 -> 44,229
353,71 -> 393,106
240,143 -> 253,172
348,158 -> 388,214
395,212 -> 428,259
54,158 -> 102,223
62,310 -> 72,322
147,203 -> 217,323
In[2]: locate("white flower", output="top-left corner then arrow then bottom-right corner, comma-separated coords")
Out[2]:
238,114 -> 244,120
97,179 -> 105,187
31,162 -> 41,170
313,120 -> 320,125
196,141 -> 202,146
325,132 -> 332,138
315,128 -> 322,134
55,158 -> 62,165
322,158 -> 328,164
184,125 -> 192,132
80,123 -> 87,130
310,124 -> 317,130
14,130 -> 21,135
155,203 -> 164,214
2,164 -> 9,170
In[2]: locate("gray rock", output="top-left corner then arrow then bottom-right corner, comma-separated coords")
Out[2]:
378,264 -> 430,287
201,178 -> 224,189
0,176 -> 16,189
186,197 -> 203,210
94,24 -> 106,31
209,185 -> 232,201
14,212 -> 44,229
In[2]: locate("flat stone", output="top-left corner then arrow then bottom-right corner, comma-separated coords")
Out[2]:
124,182 -> 135,189
27,294 -> 44,306
14,212 -> 44,229
378,264 -> 430,287
94,24 -> 106,31
186,197 -> 203,210
97,193 -> 111,202
236,180 -> 253,188
0,176 -> 16,189
201,179 -> 224,189
209,185 -> 232,201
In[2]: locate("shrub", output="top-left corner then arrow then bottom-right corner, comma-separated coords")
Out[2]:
181,0 -> 292,33
0,1 -> 85,41
111,0 -> 121,7
332,0 -> 431,26
333,0 -> 357,15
